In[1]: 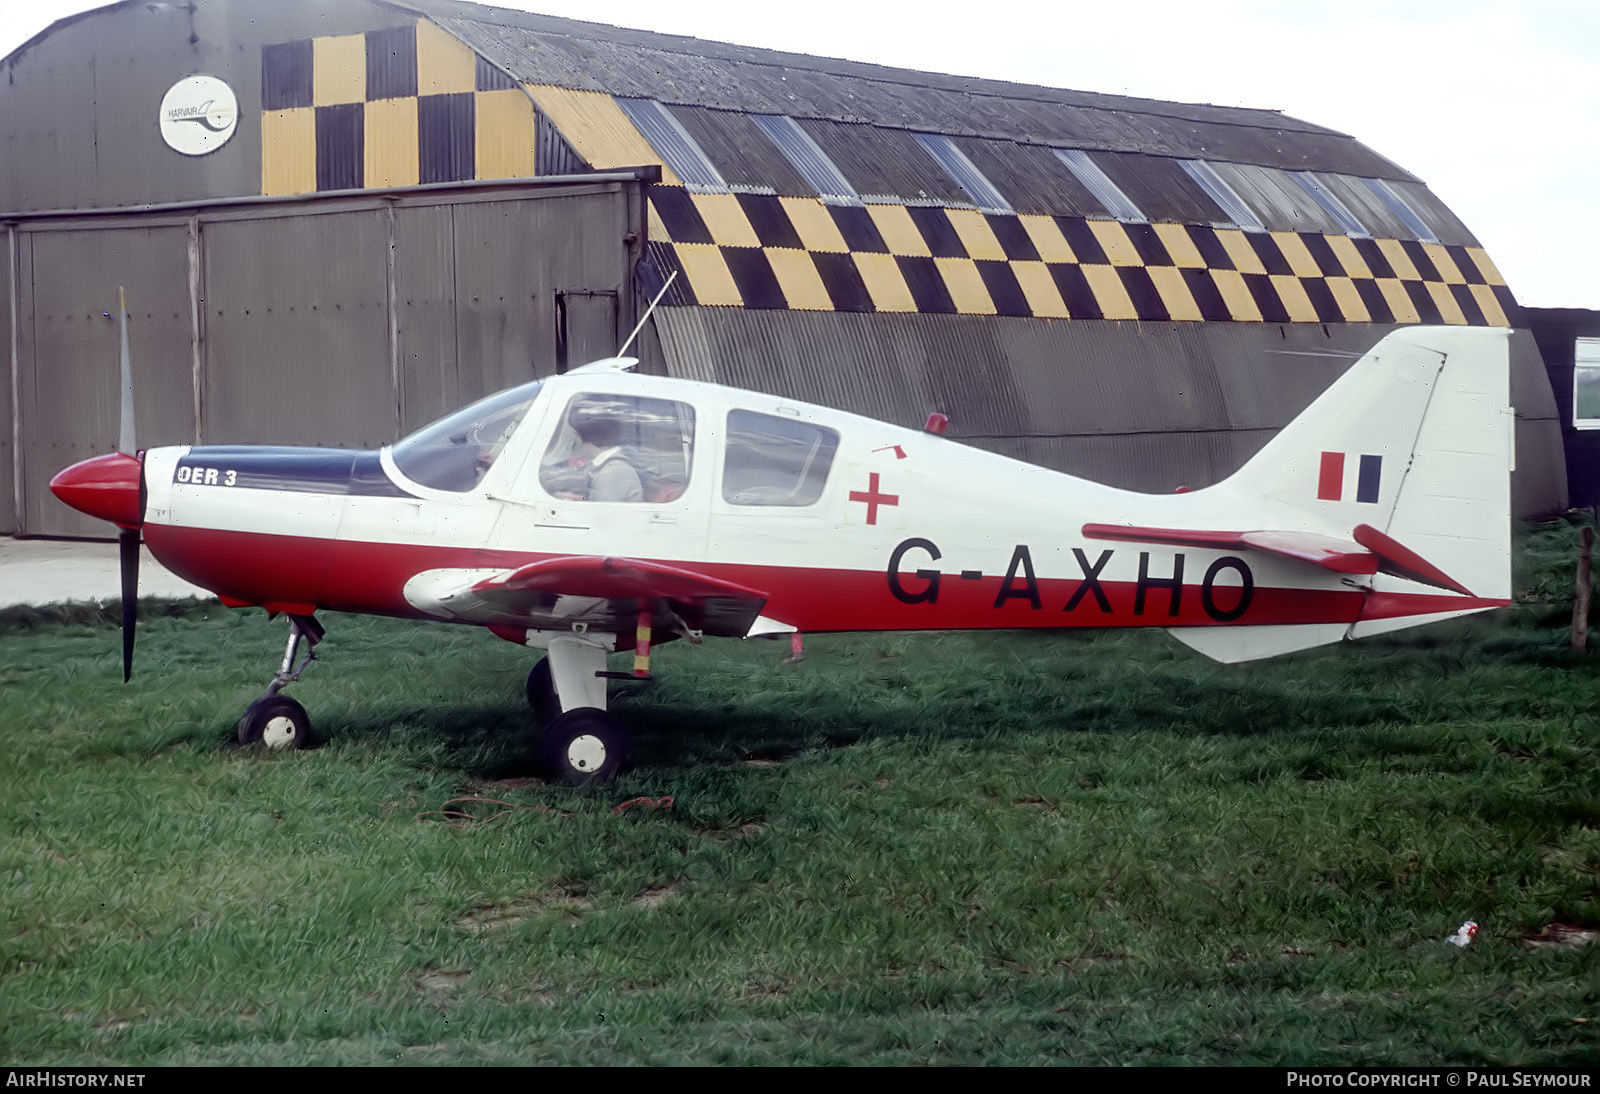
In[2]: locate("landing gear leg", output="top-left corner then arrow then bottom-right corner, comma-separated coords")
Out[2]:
237,613 -> 324,750
536,633 -> 630,784
525,657 -> 557,721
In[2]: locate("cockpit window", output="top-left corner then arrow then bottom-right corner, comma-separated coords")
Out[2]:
391,380 -> 543,492
540,393 -> 696,503
723,409 -> 838,506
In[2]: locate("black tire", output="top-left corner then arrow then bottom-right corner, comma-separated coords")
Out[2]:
542,707 -> 629,785
236,695 -> 313,750
526,657 -> 558,721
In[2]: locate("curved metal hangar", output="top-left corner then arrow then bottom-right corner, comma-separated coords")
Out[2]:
0,0 -> 1565,537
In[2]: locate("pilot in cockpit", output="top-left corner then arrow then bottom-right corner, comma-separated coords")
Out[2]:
570,413 -> 644,502
540,395 -> 692,503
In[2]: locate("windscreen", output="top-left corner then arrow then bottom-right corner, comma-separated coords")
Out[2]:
390,380 -> 544,492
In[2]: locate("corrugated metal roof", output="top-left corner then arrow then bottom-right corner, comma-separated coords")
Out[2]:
802,121 -> 973,207
1387,182 -> 1475,248
1097,153 -> 1220,225
615,97 -> 728,190
956,139 -> 1107,219
1177,161 -> 1265,231
1317,173 -> 1419,243
1361,178 -> 1438,243
388,0 -> 1415,179
675,108 -> 821,197
1053,150 -> 1145,222
1209,163 -> 1344,235
914,134 -> 1012,214
1287,172 -> 1365,237
749,114 -> 861,205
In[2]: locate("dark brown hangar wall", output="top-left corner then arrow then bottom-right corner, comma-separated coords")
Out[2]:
0,0 -> 417,536
435,0 -> 1565,517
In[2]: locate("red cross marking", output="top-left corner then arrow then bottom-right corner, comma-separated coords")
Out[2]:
849,472 -> 899,525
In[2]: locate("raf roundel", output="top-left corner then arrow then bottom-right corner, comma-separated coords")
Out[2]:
159,75 -> 239,156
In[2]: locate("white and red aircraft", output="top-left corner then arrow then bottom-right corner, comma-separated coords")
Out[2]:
50,324 -> 1513,783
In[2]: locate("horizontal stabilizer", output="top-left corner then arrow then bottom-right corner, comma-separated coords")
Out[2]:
1351,523 -> 1472,596
1083,521 -> 1472,595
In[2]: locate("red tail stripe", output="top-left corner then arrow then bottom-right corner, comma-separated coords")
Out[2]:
1317,451 -> 1344,501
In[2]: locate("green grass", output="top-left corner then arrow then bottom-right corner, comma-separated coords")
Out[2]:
1,521 -> 1597,1064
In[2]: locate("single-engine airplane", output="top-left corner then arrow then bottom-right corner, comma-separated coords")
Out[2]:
51,324 -> 1514,783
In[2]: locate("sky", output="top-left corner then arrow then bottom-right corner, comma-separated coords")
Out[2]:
1,0 -> 1595,309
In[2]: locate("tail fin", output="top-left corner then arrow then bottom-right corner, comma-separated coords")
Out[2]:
1171,326 -> 1514,661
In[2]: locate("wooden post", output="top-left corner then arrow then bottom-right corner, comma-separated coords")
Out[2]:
1573,526 -> 1593,652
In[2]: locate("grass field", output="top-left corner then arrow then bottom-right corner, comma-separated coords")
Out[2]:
1,522 -> 1597,1065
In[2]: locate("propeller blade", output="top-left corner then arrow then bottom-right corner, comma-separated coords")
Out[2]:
119,526 -> 139,682
117,287 -> 136,456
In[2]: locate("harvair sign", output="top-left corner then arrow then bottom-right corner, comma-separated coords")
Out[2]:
159,75 -> 238,155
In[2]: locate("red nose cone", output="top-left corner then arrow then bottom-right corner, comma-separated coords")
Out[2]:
50,452 -> 143,528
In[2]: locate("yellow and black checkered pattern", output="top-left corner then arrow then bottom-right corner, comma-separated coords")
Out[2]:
258,24 -> 1516,329
260,20 -> 544,194
643,188 -> 1516,327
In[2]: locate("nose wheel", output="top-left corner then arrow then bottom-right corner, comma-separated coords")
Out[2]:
237,613 -> 323,750
237,695 -> 313,750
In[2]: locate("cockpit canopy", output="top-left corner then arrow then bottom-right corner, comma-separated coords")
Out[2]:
390,380 -> 544,492
387,372 -> 844,506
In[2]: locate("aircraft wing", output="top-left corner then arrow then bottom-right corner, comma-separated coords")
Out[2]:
406,556 -> 770,638
1081,522 -> 1472,595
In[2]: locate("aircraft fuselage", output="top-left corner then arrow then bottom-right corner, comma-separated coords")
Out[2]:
130,367 -> 1455,636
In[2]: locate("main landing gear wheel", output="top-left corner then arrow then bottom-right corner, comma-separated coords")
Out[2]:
237,695 -> 313,750
543,708 -> 629,785
525,657 -> 558,722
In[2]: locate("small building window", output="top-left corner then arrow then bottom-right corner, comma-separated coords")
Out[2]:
1052,149 -> 1146,222
616,98 -> 729,192
541,393 -> 696,503
723,409 -> 839,506
913,133 -> 1013,213
1360,177 -> 1438,243
1178,160 -> 1265,231
1575,338 -> 1600,430
749,114 -> 862,205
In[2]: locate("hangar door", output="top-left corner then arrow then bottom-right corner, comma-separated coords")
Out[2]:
13,180 -> 636,536
15,223 -> 198,536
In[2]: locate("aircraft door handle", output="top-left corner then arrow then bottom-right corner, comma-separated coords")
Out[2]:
650,515 -> 677,525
